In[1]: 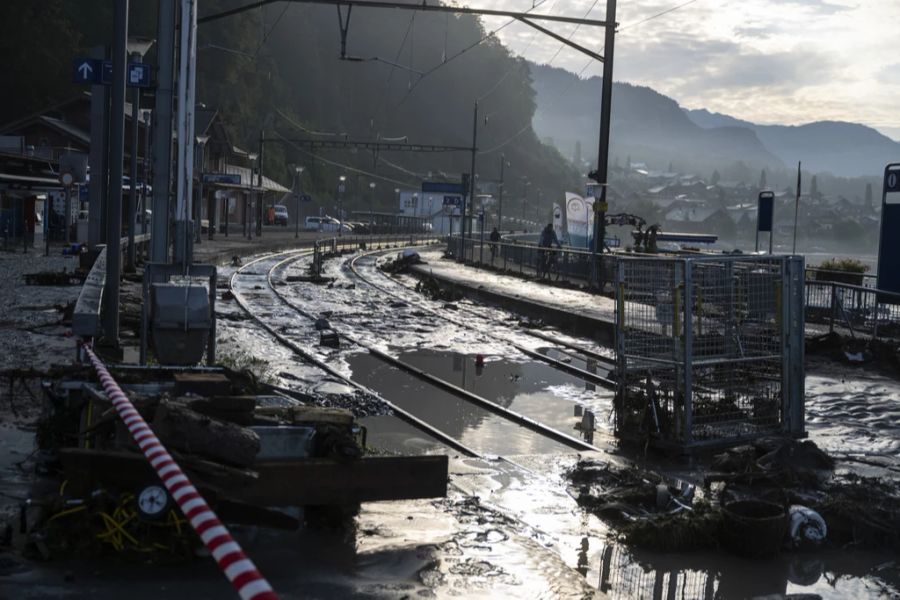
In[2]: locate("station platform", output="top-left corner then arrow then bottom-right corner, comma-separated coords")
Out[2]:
410,248 -> 617,343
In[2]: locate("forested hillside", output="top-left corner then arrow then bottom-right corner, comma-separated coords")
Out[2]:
0,0 -> 582,212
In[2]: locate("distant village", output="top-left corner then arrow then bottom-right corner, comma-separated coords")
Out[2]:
589,158 -> 880,251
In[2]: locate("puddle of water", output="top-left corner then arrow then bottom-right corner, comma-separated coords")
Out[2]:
348,351 -> 576,456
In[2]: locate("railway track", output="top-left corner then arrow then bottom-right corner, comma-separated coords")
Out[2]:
345,251 -> 617,386
228,246 -> 609,461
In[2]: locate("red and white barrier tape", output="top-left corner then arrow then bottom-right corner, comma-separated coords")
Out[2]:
82,345 -> 278,600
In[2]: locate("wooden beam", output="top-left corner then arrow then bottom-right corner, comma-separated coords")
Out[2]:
58,448 -> 448,507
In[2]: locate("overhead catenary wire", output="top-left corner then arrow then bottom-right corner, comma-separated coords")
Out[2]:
396,0 -> 553,106
273,131 -> 417,187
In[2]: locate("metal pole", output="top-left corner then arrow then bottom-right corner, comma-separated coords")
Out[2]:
463,100 -> 477,261
792,161 -> 801,255
591,0 -> 616,289
87,46 -> 107,249
126,56 -> 140,271
142,109 -> 150,237
196,142 -> 204,244
104,0 -> 129,344
294,171 -> 300,238
498,154 -> 504,231
151,0 -> 176,263
64,184 -> 71,245
256,130 -> 264,238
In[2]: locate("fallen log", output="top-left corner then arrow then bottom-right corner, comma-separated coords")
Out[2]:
152,400 -> 260,467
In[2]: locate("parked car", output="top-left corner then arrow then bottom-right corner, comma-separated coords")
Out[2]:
305,216 -> 349,232
272,205 -> 289,226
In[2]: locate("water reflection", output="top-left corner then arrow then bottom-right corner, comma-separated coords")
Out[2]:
348,349 -> 610,455
588,537 -> 898,600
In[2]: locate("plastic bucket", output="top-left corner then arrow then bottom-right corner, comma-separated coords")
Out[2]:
722,499 -> 787,557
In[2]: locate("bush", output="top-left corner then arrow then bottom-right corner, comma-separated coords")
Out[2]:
818,258 -> 869,273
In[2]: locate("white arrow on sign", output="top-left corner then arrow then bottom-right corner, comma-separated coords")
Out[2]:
78,62 -> 93,79
890,173 -> 898,189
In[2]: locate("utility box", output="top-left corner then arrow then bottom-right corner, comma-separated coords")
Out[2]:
614,254 -> 805,453
150,283 -> 210,365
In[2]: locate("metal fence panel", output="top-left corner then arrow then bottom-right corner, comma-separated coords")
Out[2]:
615,254 -> 804,451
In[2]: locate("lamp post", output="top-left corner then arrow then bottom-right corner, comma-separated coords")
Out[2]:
195,134 -> 209,245
498,154 -> 508,232
294,165 -> 304,239
521,178 -> 530,229
337,175 -> 346,237
368,181 -> 376,233
247,152 -> 258,239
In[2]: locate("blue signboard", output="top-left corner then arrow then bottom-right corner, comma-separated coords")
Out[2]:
202,173 -> 242,185
442,195 -> 462,207
757,191 -> 774,232
72,57 -> 152,88
424,181 -> 466,195
877,163 -> 900,303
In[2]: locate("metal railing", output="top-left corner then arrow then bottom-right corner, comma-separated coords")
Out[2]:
805,279 -> 900,340
311,233 -> 441,276
446,233 -> 612,289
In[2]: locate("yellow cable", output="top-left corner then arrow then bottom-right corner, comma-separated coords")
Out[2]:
47,505 -> 86,522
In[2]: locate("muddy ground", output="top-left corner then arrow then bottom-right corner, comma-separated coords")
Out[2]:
1,248 -> 899,599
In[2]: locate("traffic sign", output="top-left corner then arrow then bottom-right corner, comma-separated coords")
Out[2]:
202,173 -> 241,185
442,195 -> 462,207
299,194 -> 312,203
877,163 -> 900,303
424,181 -> 466,195
757,191 -> 774,232
338,183 -> 346,194
72,57 -> 153,88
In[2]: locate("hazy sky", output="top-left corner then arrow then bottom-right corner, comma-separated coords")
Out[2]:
482,0 -> 900,140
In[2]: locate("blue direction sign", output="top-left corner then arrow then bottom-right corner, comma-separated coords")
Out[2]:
73,57 -> 153,88
876,163 -> 900,303
424,181 -> 466,195
202,173 -> 241,185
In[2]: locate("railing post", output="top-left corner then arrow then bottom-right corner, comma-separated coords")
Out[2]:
829,284 -> 837,334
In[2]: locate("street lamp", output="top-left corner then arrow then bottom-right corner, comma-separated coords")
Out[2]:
337,175 -> 346,237
294,165 -> 305,239
247,152 -> 258,240
368,181 -> 376,232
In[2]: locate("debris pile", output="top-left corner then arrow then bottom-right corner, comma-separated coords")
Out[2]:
379,249 -> 422,274
25,370 -> 367,560
569,437 -> 900,555
415,274 -> 462,302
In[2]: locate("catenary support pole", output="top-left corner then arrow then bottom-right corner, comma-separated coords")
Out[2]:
151,0 -> 176,263
498,154 -> 505,231
126,54 -> 141,272
591,0 -> 616,290
87,46 -> 107,249
103,0 -> 129,345
463,101 -> 477,261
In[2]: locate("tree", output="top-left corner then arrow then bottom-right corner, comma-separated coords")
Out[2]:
711,169 -> 720,185
865,182 -> 874,208
759,169 -> 767,190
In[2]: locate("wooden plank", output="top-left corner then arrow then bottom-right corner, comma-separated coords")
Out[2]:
58,449 -> 448,507
236,455 -> 449,506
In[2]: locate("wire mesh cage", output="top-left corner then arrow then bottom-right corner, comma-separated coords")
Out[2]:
614,254 -> 805,451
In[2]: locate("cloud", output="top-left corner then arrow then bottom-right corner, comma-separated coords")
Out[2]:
485,0 -> 898,132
